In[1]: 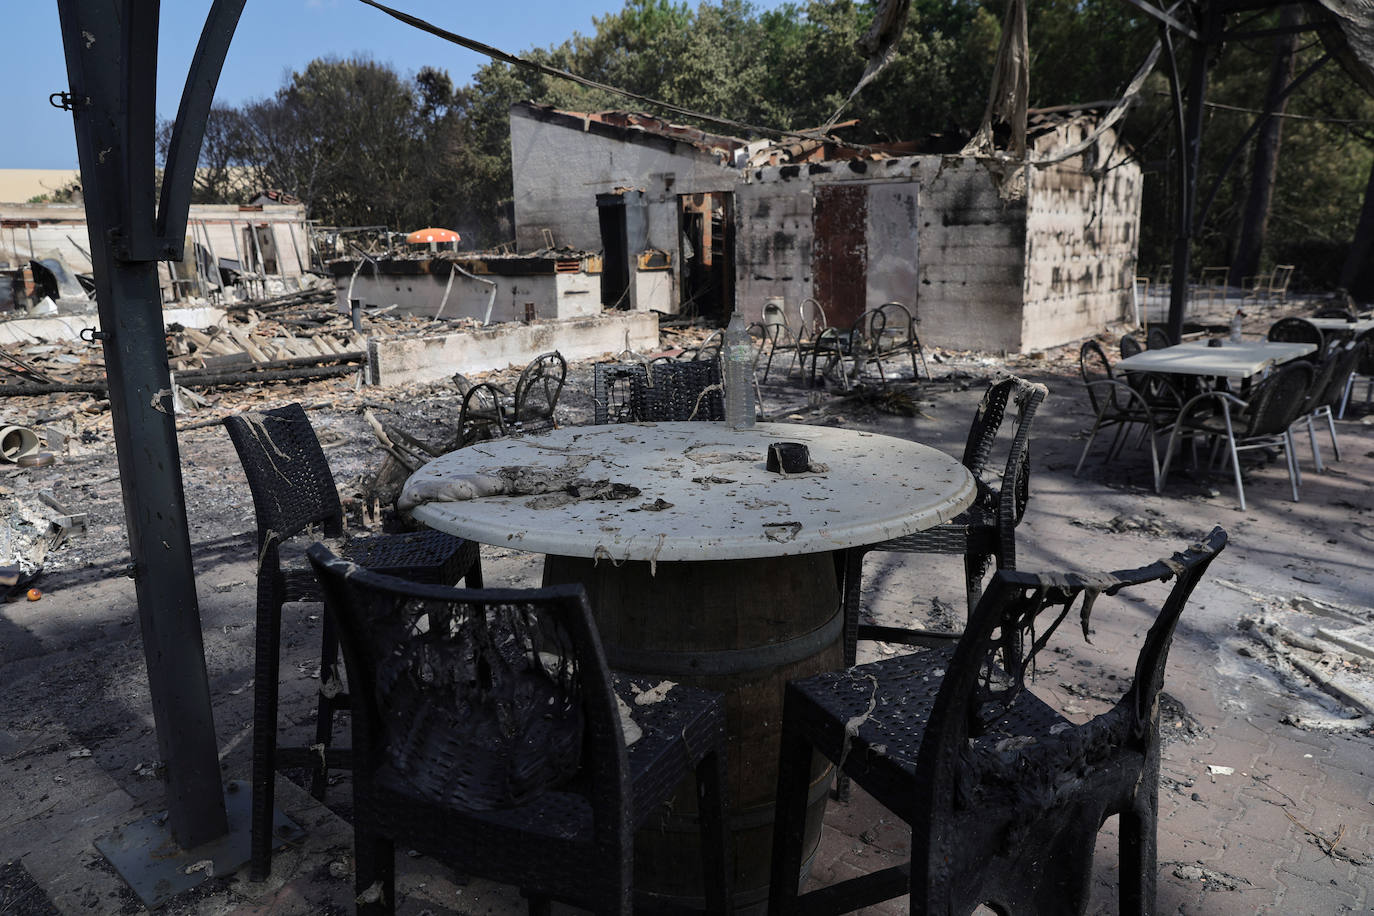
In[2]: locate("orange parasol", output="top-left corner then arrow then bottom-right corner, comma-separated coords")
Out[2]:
406,227 -> 461,245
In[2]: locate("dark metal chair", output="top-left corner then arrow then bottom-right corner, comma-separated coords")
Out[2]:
307,546 -> 733,916
1339,327 -> 1374,417
771,529 -> 1228,916
1299,339 -> 1362,472
1158,360 -> 1316,510
223,403 -> 483,881
1074,340 -> 1180,491
1267,317 -> 1324,359
852,301 -> 927,384
1146,327 -> 1171,350
459,351 -> 567,446
1119,333 -> 1143,359
841,376 -> 1047,665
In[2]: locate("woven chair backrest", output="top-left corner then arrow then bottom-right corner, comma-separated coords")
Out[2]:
650,360 -> 724,421
955,377 -> 1046,547
1243,361 -> 1316,436
224,403 -> 343,544
1120,334 -> 1143,359
913,527 -> 1227,826
593,362 -> 651,424
1146,327 -> 1171,350
513,351 -> 567,427
1267,317 -> 1324,354
308,545 -> 627,814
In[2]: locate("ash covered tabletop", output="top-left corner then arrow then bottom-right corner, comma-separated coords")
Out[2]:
402,421 -> 976,563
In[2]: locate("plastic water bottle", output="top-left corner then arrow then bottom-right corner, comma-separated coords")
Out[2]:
1230,309 -> 1244,343
723,311 -> 756,428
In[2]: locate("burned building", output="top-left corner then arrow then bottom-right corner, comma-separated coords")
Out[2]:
509,101 -> 1142,353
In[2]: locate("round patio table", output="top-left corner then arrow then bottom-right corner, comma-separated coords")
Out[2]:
403,421 -> 975,910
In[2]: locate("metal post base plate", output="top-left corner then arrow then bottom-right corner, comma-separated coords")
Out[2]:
94,780 -> 304,909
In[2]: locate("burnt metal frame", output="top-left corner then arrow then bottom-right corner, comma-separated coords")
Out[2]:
56,0 -> 247,848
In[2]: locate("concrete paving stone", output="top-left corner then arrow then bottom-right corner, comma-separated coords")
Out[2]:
1273,861 -> 1366,913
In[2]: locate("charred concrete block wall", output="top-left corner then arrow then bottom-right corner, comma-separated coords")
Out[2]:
1022,125 -> 1142,351
915,157 -> 1027,352
734,181 -> 815,323
735,156 -> 1026,353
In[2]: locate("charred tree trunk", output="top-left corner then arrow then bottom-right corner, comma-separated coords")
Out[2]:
1230,7 -> 1301,285
1340,155 -> 1374,301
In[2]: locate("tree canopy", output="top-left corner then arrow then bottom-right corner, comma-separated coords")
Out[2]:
171,0 -> 1374,292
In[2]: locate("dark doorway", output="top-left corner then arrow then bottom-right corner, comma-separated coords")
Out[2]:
679,192 -> 735,324
813,184 -> 868,328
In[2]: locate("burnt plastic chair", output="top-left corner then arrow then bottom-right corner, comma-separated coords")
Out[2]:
770,529 -> 1228,916
224,404 -> 483,881
307,546 -> 733,916
1074,340 -> 1180,491
1267,317 -> 1324,359
841,376 -> 1047,665
1158,360 -> 1315,510
459,351 -> 567,446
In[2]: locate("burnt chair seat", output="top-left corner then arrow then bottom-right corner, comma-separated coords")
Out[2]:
307,547 -> 733,915
770,528 -> 1228,915
223,403 -> 483,881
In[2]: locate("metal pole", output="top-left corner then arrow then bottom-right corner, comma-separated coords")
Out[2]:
1166,7 -> 1218,346
56,0 -> 242,850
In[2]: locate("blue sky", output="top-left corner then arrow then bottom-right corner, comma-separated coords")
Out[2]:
9,0 -> 741,169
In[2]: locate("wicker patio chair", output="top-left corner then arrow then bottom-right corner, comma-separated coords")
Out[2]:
307,547 -> 733,916
1120,333 -> 1144,359
458,351 -> 567,446
650,359 -> 724,420
223,404 -> 483,881
1074,340 -> 1180,491
592,361 -> 653,424
1267,317 -> 1324,359
840,376 -> 1047,666
1146,327 -> 1172,350
1158,360 -> 1315,510
770,529 -> 1228,915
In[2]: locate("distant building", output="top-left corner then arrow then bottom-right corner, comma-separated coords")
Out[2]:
509,101 -> 1143,353
0,199 -> 310,305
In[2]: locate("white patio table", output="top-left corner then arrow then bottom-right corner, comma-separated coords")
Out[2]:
1115,338 -> 1316,379
1308,316 -> 1374,335
400,420 -> 975,909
